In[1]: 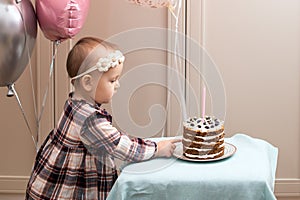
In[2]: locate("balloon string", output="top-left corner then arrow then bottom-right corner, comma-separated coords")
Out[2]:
168,5 -> 178,22
162,0 -> 184,137
173,0 -> 186,121
11,84 -> 38,150
17,0 -> 39,151
28,55 -> 38,127
18,0 -> 38,122
38,41 -> 59,125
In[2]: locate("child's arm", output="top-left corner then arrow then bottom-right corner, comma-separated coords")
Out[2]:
80,113 -> 179,162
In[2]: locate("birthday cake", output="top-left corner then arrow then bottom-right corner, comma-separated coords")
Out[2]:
182,116 -> 225,160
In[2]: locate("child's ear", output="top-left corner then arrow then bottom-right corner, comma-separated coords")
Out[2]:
80,75 -> 93,92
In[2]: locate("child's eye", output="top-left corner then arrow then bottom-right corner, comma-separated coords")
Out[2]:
110,76 -> 119,83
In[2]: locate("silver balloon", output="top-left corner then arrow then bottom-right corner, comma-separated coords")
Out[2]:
0,0 -> 37,87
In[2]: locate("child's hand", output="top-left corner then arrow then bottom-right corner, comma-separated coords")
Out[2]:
155,138 -> 182,158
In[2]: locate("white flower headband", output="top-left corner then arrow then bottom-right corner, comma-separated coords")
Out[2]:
71,50 -> 125,81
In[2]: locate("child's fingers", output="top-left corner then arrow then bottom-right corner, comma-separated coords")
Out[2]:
170,138 -> 182,143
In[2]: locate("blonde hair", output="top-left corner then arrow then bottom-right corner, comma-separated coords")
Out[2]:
66,37 -> 119,82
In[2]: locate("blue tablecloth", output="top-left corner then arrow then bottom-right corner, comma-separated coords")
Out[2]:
107,134 -> 278,200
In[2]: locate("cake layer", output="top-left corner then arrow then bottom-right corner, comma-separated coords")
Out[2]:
183,138 -> 224,149
184,150 -> 224,160
183,143 -> 224,153
183,116 -> 224,132
183,132 -> 225,143
183,126 -> 224,137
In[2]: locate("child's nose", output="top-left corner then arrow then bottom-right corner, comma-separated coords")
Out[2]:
115,80 -> 120,89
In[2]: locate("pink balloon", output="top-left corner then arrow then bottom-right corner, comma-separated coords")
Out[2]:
36,0 -> 90,41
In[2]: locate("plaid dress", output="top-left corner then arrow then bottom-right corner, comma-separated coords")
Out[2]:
26,94 -> 157,200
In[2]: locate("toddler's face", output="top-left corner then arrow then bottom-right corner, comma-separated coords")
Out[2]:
93,63 -> 123,104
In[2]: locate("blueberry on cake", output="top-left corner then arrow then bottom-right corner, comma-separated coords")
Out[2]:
182,116 -> 225,160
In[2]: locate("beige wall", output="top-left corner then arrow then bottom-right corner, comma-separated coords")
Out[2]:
186,0 -> 300,198
203,0 -> 300,179
0,0 -> 299,199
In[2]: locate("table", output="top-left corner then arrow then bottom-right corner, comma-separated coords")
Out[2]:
107,134 -> 278,200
